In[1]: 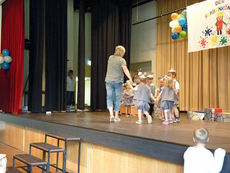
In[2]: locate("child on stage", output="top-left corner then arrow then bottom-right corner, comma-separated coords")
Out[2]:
123,81 -> 134,116
168,68 -> 180,122
184,128 -> 226,173
134,74 -> 154,125
146,74 -> 156,118
155,76 -> 165,120
156,77 -> 175,125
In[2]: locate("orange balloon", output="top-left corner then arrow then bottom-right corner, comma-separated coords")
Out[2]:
171,13 -> 179,20
0,53 -> 3,57
174,25 -> 182,33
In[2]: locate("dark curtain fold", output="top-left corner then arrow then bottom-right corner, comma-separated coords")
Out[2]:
28,0 -> 45,113
45,0 -> 67,111
91,0 -> 132,111
0,0 -> 24,114
77,0 -> 85,110
119,3 -> 132,69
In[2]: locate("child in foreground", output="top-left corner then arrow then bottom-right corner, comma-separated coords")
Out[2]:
184,128 -> 226,173
134,75 -> 154,125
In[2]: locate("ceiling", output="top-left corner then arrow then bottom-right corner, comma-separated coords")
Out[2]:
73,0 -> 155,11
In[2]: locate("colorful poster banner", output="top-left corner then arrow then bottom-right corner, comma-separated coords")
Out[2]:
187,0 -> 230,52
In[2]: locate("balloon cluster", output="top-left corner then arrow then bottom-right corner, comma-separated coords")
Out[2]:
169,10 -> 187,40
0,49 -> 12,70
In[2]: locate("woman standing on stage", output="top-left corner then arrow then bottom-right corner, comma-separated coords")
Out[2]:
105,45 -> 133,122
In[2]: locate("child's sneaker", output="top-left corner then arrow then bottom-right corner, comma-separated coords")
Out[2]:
162,120 -> 169,125
169,119 -> 173,124
147,116 -> 152,124
136,120 -> 142,124
174,117 -> 180,123
176,117 -> 180,123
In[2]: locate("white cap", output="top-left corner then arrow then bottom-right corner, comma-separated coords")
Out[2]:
147,74 -> 154,78
168,67 -> 176,73
140,75 -> 147,79
163,75 -> 169,80
138,72 -> 142,76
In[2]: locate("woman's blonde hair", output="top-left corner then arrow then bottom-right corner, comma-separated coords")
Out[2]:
114,45 -> 126,57
165,77 -> 174,89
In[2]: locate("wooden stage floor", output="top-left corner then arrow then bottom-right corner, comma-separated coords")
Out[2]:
19,111 -> 230,153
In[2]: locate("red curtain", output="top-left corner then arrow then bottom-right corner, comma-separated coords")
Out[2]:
0,0 -> 24,114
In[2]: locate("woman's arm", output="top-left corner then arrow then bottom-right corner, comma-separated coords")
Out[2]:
122,65 -> 133,84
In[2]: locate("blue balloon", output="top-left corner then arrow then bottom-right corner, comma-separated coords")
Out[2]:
179,17 -> 186,26
2,49 -> 10,56
182,24 -> 188,31
171,32 -> 180,40
2,62 -> 10,70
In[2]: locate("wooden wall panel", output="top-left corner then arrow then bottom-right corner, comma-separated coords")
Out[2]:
0,123 -> 24,151
0,122 -> 183,173
156,0 -> 230,111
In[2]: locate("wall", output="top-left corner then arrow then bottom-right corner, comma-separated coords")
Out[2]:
0,121 -> 183,173
131,1 -> 157,75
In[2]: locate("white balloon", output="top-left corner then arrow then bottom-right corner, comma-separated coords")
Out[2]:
169,20 -> 179,28
0,56 -> 4,64
4,56 -> 12,63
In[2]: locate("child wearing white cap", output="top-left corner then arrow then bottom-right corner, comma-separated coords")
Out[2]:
156,77 -> 175,125
134,74 -> 154,124
168,68 -> 180,122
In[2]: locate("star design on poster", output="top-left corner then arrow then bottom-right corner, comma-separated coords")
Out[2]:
211,36 -> 218,44
204,28 -> 212,37
220,37 -> 227,45
199,37 -> 208,48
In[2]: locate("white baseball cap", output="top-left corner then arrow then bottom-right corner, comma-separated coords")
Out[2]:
168,68 -> 176,73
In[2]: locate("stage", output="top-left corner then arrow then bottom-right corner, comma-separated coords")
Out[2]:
0,112 -> 230,172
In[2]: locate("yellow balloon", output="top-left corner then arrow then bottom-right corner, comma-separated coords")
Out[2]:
171,13 -> 179,20
178,36 -> 184,40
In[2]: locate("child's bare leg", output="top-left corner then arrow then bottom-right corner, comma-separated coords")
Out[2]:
161,110 -> 164,120
136,110 -> 142,124
173,106 -> 180,122
162,111 -> 170,125
144,111 -> 152,124
169,110 -> 174,120
164,111 -> 168,121
174,106 -> 179,117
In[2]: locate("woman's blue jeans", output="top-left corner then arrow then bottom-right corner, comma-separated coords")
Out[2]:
106,81 -> 123,111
